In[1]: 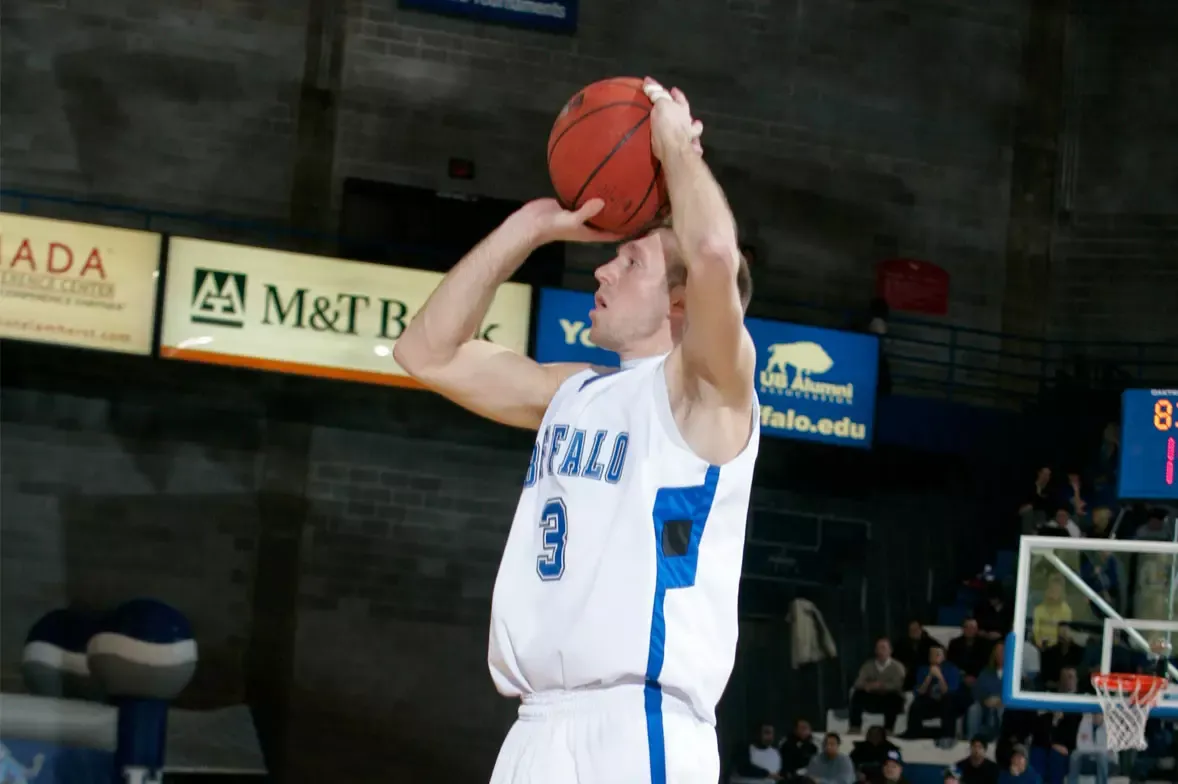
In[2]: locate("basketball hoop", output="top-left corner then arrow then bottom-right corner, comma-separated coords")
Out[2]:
1091,673 -> 1168,751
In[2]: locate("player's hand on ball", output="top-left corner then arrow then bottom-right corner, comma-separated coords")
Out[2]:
516,198 -> 624,245
643,77 -> 704,160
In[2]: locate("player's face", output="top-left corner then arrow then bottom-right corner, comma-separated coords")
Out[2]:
589,231 -> 677,354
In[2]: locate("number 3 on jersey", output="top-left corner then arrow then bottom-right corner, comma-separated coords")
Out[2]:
536,498 -> 568,581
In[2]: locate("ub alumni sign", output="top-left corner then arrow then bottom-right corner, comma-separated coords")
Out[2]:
160,238 -> 531,386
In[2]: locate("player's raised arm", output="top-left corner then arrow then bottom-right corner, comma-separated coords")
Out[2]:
393,199 -> 620,430
645,79 -> 756,410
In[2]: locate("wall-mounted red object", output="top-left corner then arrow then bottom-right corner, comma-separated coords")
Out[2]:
876,258 -> 950,315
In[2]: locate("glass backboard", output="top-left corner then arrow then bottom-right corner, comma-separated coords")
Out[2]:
1003,535 -> 1178,718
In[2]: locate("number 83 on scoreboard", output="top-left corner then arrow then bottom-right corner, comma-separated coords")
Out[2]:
1119,389 -> 1178,501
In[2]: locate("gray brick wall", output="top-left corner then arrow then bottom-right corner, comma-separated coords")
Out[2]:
0,0 -> 306,218
0,387 -> 259,703
4,0 -> 1030,333
1047,0 -> 1178,347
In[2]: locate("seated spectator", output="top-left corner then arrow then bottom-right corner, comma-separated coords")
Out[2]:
1036,507 -> 1080,538
974,584 -> 1014,644
1031,576 -> 1072,649
806,733 -> 855,784
869,750 -> 907,784
850,726 -> 899,783
1039,625 -> 1083,691
895,620 -> 936,690
904,645 -> 965,743
944,768 -> 962,784
1028,669 -> 1081,784
1019,467 -> 1053,534
949,619 -> 992,687
999,745 -> 1041,784
1068,714 -> 1112,784
780,719 -> 820,779
958,736 -> 1001,784
1078,551 -> 1122,615
849,638 -> 907,733
965,643 -> 1005,741
729,721 -> 783,784
1085,506 -> 1112,539
997,708 -> 1036,770
1021,629 -> 1041,687
1133,507 -> 1174,541
1059,472 -> 1087,521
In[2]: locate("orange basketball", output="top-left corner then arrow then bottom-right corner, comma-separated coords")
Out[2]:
547,77 -> 670,236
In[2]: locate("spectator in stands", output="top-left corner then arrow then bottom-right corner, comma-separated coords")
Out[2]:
999,745 -> 1040,784
849,638 -> 907,733
806,733 -> 855,784
944,768 -> 961,784
1036,507 -> 1081,538
1031,576 -> 1072,648
1078,551 -> 1122,615
904,645 -> 964,744
958,736 -> 1000,784
896,620 -> 936,690
870,750 -> 908,784
850,726 -> 900,783
1019,467 -> 1054,534
1133,507 -> 1174,541
1085,507 -> 1112,539
975,584 -> 1014,644
965,643 -> 1005,741
1059,472 -> 1087,520
1039,625 -> 1083,691
780,719 -> 820,779
949,619 -> 992,687
728,721 -> 783,784
1028,668 -> 1081,784
1067,714 -> 1111,784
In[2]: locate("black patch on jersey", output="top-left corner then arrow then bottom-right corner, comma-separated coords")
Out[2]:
662,519 -> 693,557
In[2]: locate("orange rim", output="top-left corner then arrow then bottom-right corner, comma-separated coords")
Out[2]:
1091,673 -> 1167,704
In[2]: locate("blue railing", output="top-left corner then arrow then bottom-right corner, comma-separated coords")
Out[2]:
4,188 -> 1175,409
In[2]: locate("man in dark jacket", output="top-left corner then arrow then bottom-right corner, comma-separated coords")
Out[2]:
780,719 -> 820,780
957,736 -> 1001,784
896,620 -> 936,690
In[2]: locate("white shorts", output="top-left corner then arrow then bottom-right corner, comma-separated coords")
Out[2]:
489,685 -> 719,784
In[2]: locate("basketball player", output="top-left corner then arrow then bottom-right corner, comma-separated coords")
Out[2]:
394,78 -> 758,784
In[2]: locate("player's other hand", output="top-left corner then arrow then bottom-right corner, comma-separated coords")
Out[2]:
643,77 -> 704,160
514,198 -> 623,246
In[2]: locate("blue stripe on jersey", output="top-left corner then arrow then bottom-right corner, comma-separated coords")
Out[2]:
644,464 -> 722,784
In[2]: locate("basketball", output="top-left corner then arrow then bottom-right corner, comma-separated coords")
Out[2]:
547,77 -> 670,236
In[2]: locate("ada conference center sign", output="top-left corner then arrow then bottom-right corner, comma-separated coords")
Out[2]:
159,238 -> 532,387
0,213 -> 162,355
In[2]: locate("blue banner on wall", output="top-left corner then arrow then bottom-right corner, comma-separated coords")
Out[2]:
399,0 -> 577,33
534,288 -> 620,367
532,288 -> 880,448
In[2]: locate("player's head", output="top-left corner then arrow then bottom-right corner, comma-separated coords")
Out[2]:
589,222 -> 752,357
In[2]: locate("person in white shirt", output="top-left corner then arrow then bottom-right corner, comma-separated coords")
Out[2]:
1068,714 -> 1113,784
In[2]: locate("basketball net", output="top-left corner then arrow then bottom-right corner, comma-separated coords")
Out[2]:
1091,672 -> 1167,751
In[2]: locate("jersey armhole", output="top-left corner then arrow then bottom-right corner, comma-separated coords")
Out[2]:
652,359 -> 760,467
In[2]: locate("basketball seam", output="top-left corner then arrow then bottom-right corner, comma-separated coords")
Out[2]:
615,160 -> 663,232
569,112 -> 653,214
547,100 -> 653,169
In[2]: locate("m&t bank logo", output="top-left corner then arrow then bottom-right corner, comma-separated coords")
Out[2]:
758,341 -> 855,404
190,268 -> 247,328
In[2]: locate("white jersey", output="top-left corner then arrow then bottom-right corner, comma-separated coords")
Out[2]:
488,353 -> 759,725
